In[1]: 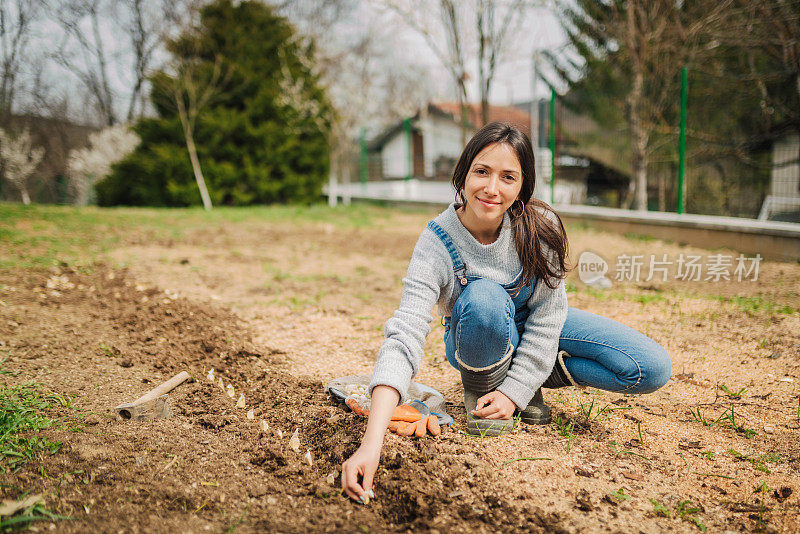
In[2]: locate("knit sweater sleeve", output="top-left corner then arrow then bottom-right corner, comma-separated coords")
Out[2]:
368,230 -> 451,404
496,276 -> 567,409
496,209 -> 569,409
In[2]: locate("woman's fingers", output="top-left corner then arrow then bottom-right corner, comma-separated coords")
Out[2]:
341,462 -> 365,501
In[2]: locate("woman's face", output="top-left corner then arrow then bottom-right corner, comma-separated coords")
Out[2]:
461,142 -> 523,227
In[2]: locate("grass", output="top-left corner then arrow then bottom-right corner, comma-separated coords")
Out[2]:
676,500 -> 707,532
689,405 -> 757,437
0,499 -> 71,531
714,295 -> 797,316
727,449 -> 780,474
649,498 -> 671,517
718,384 -> 746,399
0,203 -> 419,271
608,487 -> 631,502
553,415 -> 575,452
0,377 -> 63,473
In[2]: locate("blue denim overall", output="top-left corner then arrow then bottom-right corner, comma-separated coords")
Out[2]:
427,220 -> 533,372
428,220 -> 672,394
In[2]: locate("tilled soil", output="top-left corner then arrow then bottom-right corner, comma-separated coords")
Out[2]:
1,208 -> 800,533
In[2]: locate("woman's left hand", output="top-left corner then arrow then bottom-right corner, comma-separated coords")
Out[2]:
472,391 -> 516,419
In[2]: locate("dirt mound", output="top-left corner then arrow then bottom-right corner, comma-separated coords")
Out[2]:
1,267 -> 563,533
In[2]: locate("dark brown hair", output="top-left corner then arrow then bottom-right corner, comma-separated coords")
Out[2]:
452,121 -> 571,292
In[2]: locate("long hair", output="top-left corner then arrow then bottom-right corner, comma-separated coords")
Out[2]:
451,121 -> 570,292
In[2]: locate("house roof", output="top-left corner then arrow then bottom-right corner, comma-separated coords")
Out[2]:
431,102 -> 531,134
368,102 -> 532,151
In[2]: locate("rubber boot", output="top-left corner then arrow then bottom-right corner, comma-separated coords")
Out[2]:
516,388 -> 551,425
541,350 -> 583,389
459,347 -> 515,437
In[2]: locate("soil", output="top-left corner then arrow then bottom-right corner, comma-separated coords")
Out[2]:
1,207 -> 799,532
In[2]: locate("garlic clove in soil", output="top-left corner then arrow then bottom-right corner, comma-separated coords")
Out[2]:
235,393 -> 245,408
226,384 -> 235,398
275,429 -> 283,439
207,368 -> 215,382
289,428 -> 300,453
303,449 -> 313,466
260,420 -> 269,432
218,377 -> 225,390
325,471 -> 337,485
247,409 -> 255,420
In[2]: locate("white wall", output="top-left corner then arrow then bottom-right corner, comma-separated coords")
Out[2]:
382,133 -> 408,179
771,133 -> 800,198
421,116 -> 464,176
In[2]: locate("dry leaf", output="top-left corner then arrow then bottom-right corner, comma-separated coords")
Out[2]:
0,494 -> 43,516
289,428 -> 300,453
235,394 -> 245,408
226,384 -> 235,398
247,409 -> 255,420
303,449 -> 313,466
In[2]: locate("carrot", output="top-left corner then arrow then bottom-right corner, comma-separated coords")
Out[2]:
426,416 -> 441,436
391,404 -> 422,422
399,421 -> 417,436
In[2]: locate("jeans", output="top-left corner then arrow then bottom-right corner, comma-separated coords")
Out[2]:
444,279 -> 671,393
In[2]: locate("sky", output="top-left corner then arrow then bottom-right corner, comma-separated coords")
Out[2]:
12,0 -> 570,124
356,1 -> 569,106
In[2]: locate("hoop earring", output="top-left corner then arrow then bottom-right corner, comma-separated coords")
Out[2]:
511,198 -> 525,218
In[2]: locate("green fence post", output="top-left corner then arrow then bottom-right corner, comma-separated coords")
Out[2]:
403,118 -> 412,181
549,89 -> 556,204
359,127 -> 368,185
678,66 -> 687,214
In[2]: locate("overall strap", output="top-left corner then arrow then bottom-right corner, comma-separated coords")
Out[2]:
426,220 -> 468,286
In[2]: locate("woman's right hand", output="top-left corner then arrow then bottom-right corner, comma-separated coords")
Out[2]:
340,385 -> 400,503
341,443 -> 381,502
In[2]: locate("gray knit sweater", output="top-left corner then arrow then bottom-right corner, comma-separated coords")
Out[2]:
368,203 -> 568,410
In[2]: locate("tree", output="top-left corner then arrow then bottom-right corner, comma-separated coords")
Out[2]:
547,0 -> 730,210
0,0 -> 42,120
386,0 -> 471,143
384,0 -> 531,140
0,127 -> 43,204
67,124 -> 139,205
97,0 -> 332,207
475,0 -> 527,126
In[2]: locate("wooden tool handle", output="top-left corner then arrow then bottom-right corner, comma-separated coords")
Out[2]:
130,371 -> 190,406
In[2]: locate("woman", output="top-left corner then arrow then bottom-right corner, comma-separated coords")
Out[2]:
341,122 -> 671,503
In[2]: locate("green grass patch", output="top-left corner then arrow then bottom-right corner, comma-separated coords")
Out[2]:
0,379 -> 62,473
712,295 -> 797,316
0,202 -> 421,271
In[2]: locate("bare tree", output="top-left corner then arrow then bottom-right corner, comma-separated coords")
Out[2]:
550,0 -> 732,211
121,0 -> 173,122
53,0 -> 117,125
384,0 -> 472,143
475,0 -> 527,126
0,126 -> 44,204
0,0 -> 42,120
158,28 -> 229,211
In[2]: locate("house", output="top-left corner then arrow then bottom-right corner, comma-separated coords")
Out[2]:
368,102 -> 531,181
